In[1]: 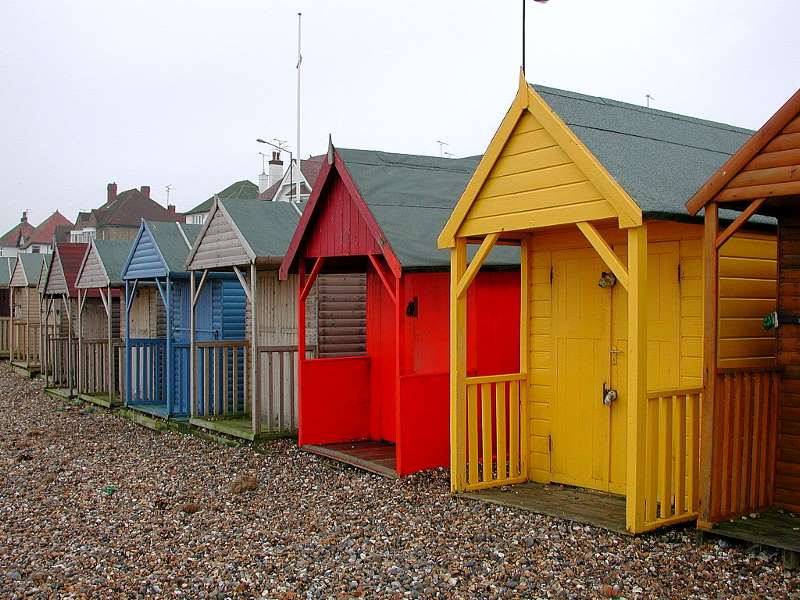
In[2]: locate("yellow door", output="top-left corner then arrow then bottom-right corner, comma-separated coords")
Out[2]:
551,249 -> 613,491
609,241 -> 681,494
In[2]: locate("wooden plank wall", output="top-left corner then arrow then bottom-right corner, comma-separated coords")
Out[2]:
777,217 -> 800,512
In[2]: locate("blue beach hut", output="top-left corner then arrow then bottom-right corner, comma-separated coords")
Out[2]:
121,220 -> 246,419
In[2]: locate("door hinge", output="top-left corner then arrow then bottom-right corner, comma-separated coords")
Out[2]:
677,263 -> 682,282
549,266 -> 553,285
548,434 -> 552,453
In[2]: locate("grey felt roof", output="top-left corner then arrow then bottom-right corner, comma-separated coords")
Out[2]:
186,180 -> 260,215
337,149 -> 520,268
15,253 -> 47,286
0,257 -> 15,287
94,239 -> 134,285
533,84 -> 761,222
221,199 -> 304,259
147,221 -> 202,273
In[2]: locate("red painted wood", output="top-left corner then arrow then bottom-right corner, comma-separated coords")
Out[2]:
367,268 -> 397,442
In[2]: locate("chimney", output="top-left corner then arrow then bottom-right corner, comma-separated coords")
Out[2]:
107,182 -> 117,204
140,185 -> 150,199
21,211 -> 27,223
167,204 -> 176,217
268,151 -> 284,190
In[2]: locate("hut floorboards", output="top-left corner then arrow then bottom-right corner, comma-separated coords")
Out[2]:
127,403 -> 181,420
190,416 -> 295,442
304,441 -> 398,479
461,482 -> 628,534
11,361 -> 38,378
44,387 -> 74,400
77,392 -> 120,409
701,509 -> 800,568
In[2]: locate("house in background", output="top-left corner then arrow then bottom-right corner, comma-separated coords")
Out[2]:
184,180 -> 260,225
70,183 -> 182,243
0,212 -> 35,257
20,211 -> 73,254
258,154 -> 325,203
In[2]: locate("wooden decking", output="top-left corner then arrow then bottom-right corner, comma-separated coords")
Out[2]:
77,392 -> 120,409
44,387 -> 74,400
700,509 -> 800,569
304,441 -> 398,478
190,416 -> 295,442
11,361 -> 39,378
127,403 -> 175,420
461,481 -> 628,534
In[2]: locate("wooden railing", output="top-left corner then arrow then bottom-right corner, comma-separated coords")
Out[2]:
642,387 -> 702,530
128,338 -> 166,404
256,345 -> 299,432
12,322 -> 45,366
0,317 -> 10,356
194,340 -> 249,418
709,368 -> 780,522
45,335 -> 76,388
461,373 -> 528,491
79,338 -> 119,395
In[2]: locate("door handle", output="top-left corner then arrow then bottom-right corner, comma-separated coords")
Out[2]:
602,382 -> 618,406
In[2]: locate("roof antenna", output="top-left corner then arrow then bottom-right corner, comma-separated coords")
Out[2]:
165,184 -> 173,204
645,94 -> 655,108
435,140 -> 449,158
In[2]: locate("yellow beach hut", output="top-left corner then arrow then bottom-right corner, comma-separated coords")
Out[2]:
438,74 -> 778,534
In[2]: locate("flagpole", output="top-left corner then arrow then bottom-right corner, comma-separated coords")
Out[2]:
522,0 -> 526,72
296,12 -> 302,202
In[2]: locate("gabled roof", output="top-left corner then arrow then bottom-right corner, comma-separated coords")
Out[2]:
186,198 -> 304,270
76,239 -> 132,289
122,221 -> 201,280
22,211 -> 73,248
257,155 -> 325,201
280,144 -> 519,276
0,257 -> 16,287
186,180 -> 259,215
686,87 -> 800,215
11,253 -> 47,287
86,188 -> 183,227
43,243 -> 88,297
0,216 -> 34,248
439,75 -> 758,246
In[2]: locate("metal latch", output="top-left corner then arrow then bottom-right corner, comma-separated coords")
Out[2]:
609,346 -> 623,366
602,382 -> 618,406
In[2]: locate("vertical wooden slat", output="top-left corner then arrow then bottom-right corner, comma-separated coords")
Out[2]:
719,373 -> 732,516
509,381 -> 520,478
750,373 -> 762,509
267,351 -> 274,430
467,384 -> 479,486
496,382 -> 507,481
659,395 -> 673,518
687,391 -> 700,512
480,383 -> 492,483
279,350 -> 285,431
759,373 -> 770,506
765,372 -> 779,506
222,347 -> 229,416
674,393 -> 686,515
645,397 -> 659,523
731,372 -> 743,513
233,347 -> 239,415
740,374 -> 753,514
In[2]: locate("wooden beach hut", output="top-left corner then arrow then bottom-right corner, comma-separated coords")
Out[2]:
121,220 -> 246,420
41,242 -> 90,398
9,253 -> 50,376
0,257 -> 16,357
280,145 -> 521,477
185,198 -> 305,440
685,88 -> 800,566
437,75 -> 778,534
74,239 -> 130,407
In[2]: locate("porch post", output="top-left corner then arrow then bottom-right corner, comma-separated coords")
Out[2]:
77,289 -> 83,394
65,294 -> 73,395
449,238 -> 467,492
297,259 -> 306,445
519,237 -> 530,478
165,278 -> 172,415
250,263 -> 260,435
700,202 -> 719,526
393,272 -> 403,475
626,224 -> 648,533
9,286 -> 13,362
125,280 -> 131,407
189,271 -> 196,419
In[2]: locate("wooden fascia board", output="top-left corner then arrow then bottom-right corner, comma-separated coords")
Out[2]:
74,241 -> 96,288
686,87 -> 800,215
437,72 -> 529,249
278,158 -> 334,280
525,84 -> 642,228
184,197 -> 219,269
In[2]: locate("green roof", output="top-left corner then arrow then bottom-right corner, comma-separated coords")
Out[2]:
93,239 -> 134,285
147,221 -> 203,273
337,149 -> 517,268
14,253 -> 47,286
186,180 -> 259,215
0,257 -> 15,286
533,85 -> 760,222
220,198 -> 304,259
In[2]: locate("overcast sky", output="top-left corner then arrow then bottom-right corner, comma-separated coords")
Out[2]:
0,0 -> 796,234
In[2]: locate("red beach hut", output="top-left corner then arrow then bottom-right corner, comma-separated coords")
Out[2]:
280,144 -> 521,477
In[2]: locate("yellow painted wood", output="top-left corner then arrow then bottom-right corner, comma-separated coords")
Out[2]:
688,391 -> 700,512
577,222 -> 630,290
519,238 -> 530,479
626,225 -> 647,533
481,383 -> 492,483
456,232 -> 500,299
645,397 -> 659,523
467,384 -> 479,487
658,395 -> 673,518
496,383 -> 507,481
465,372 -> 524,385
449,241 -> 468,491
509,381 -> 520,477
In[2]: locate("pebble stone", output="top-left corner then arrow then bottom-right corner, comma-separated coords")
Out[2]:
0,363 -> 798,599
